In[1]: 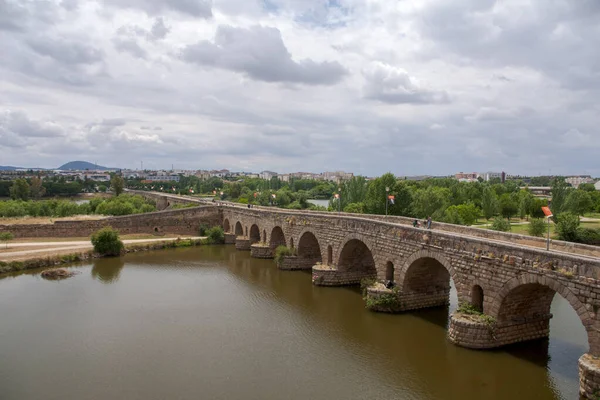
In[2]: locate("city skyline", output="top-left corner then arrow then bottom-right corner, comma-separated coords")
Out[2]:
1,1 -> 599,177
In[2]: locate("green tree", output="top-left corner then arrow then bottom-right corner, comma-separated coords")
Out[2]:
29,176 -> 46,199
481,186 -> 499,220
111,175 -> 125,196
344,202 -> 365,214
98,185 -> 107,193
518,190 -> 534,220
0,232 -> 14,249
555,212 -> 580,242
364,173 -> 398,215
443,203 -> 480,226
490,216 -> 511,232
529,198 -> 548,219
9,179 -> 30,201
91,227 -> 124,256
565,189 -> 593,216
579,183 -> 596,192
528,219 -> 546,237
411,186 -> 449,219
499,193 -> 518,221
550,178 -> 570,219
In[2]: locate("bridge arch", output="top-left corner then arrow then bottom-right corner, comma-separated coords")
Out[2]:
235,221 -> 244,236
336,236 -> 376,278
490,273 -> 597,353
297,231 -> 322,265
223,218 -> 231,233
249,224 -> 260,244
398,249 -> 458,311
269,226 -> 286,251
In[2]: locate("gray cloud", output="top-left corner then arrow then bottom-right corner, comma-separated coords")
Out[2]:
181,25 -> 348,85
0,110 -> 65,148
27,36 -> 104,65
417,0 -> 600,90
362,62 -> 449,104
105,0 -> 212,18
150,17 -> 170,40
113,37 -> 148,59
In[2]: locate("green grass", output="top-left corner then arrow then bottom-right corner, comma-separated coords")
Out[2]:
474,220 -> 600,239
584,213 -> 600,219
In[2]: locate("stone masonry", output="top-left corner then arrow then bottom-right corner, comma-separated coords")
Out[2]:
218,203 -> 600,399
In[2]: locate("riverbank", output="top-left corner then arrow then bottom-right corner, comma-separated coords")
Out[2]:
0,236 -> 207,274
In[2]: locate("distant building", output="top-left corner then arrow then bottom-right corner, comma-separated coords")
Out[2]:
565,176 -> 594,188
259,171 -> 278,180
595,181 -> 600,191
455,172 -> 478,182
479,171 -> 505,182
146,175 -> 180,182
81,173 -> 111,182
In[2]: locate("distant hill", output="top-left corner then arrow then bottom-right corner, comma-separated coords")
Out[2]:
58,161 -> 113,171
0,166 -> 19,170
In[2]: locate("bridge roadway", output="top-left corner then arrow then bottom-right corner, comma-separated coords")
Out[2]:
136,191 -> 600,398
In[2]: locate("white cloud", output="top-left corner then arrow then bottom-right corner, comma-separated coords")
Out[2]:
0,0 -> 598,176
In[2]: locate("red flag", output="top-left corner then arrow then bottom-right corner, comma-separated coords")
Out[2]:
334,193 -> 339,199
541,206 -> 553,217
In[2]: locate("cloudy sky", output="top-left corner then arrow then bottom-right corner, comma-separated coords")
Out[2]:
1,0 -> 599,176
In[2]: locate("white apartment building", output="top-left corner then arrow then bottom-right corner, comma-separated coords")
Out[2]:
565,176 -> 594,188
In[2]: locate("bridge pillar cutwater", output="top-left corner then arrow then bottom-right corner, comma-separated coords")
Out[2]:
224,233 -> 236,245
447,313 -> 552,349
311,264 -> 376,287
579,354 -> 600,399
250,243 -> 273,259
235,236 -> 251,251
278,256 -> 315,271
364,284 -> 450,313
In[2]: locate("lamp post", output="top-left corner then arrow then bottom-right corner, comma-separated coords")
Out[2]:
547,216 -> 551,251
337,188 -> 341,214
385,186 -> 390,217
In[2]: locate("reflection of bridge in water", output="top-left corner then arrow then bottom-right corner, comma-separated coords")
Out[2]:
139,191 -> 600,398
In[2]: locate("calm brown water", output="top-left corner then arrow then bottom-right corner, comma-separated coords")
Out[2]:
0,246 -> 588,400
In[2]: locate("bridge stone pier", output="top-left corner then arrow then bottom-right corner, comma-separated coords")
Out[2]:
220,204 -> 600,398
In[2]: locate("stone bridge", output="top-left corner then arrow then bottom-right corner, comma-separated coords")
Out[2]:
220,204 -> 600,399
126,190 -> 600,397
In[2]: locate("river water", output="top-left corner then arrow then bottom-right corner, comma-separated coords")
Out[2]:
0,246 -> 588,400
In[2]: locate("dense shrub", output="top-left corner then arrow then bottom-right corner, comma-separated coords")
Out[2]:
528,219 -> 547,237
206,227 -> 225,244
198,224 -> 209,236
490,217 -> 511,232
555,212 -> 580,242
575,228 -> 600,245
344,202 -> 365,214
91,227 -> 124,256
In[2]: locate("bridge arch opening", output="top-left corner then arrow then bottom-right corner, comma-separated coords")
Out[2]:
297,232 -> 322,266
249,225 -> 260,244
493,276 -> 591,394
337,239 -> 376,279
269,226 -> 286,252
400,253 -> 456,311
471,285 -> 483,312
327,245 -> 333,265
385,261 -> 394,282
290,238 -> 294,249
223,219 -> 231,233
245,226 -> 248,237
235,222 -> 244,236
263,229 -> 267,242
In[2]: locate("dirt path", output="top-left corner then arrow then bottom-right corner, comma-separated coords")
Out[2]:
0,237 -> 203,261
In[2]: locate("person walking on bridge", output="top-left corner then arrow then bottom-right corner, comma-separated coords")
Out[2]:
427,216 -> 432,229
